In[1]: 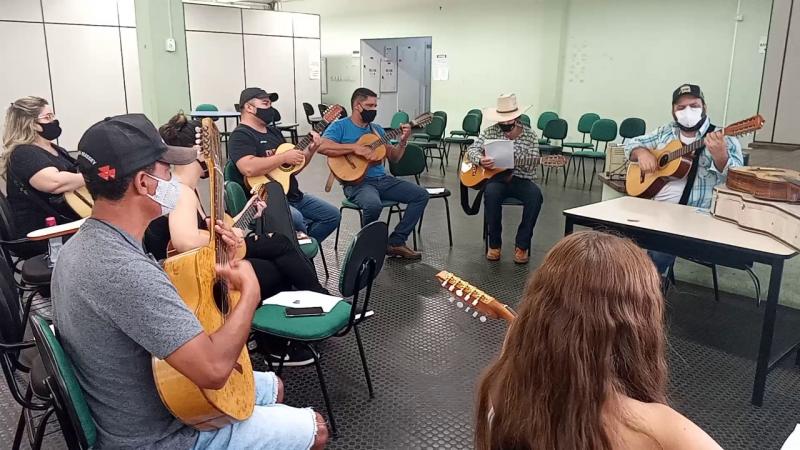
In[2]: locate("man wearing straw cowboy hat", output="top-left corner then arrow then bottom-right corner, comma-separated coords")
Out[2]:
466,94 -> 543,264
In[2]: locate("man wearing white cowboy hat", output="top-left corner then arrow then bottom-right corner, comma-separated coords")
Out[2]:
466,94 -> 543,264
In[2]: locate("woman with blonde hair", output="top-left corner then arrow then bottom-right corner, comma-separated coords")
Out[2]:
2,96 -> 83,256
475,231 -> 721,450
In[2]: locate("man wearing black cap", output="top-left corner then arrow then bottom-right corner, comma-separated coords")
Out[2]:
51,114 -> 328,449
229,87 -> 340,244
624,84 -> 744,275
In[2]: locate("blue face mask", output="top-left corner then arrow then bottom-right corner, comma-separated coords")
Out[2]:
144,173 -> 181,216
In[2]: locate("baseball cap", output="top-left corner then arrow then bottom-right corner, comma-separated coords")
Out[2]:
239,87 -> 278,106
672,83 -> 705,104
77,114 -> 196,182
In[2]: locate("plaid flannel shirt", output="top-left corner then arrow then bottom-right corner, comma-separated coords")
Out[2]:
466,124 -> 540,181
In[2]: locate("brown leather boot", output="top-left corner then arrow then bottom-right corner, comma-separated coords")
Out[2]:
387,244 -> 422,260
486,248 -> 501,261
514,247 -> 529,264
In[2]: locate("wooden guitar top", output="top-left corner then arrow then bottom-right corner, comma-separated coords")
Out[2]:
727,167 -> 800,203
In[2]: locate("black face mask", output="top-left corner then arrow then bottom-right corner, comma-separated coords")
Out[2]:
255,107 -> 277,125
38,120 -> 62,141
498,122 -> 515,133
360,108 -> 377,124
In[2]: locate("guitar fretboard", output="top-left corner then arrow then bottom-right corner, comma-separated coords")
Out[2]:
296,109 -> 339,151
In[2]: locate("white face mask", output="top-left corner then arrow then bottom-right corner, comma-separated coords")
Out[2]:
674,106 -> 704,129
144,173 -> 181,217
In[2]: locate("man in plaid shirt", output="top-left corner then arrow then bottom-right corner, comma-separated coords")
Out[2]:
624,83 -> 744,275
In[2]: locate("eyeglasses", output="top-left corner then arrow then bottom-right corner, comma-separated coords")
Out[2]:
37,113 -> 56,121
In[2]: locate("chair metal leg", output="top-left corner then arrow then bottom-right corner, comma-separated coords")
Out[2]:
12,388 -> 28,450
30,408 -> 55,450
444,197 -> 453,247
334,207 -> 345,251
308,343 -> 338,438
563,157 -> 572,187
745,266 -> 761,307
353,325 -> 374,398
589,160 -> 597,189
319,245 -> 329,279
710,264 -> 720,302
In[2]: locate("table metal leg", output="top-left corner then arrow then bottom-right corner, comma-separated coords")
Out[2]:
564,217 -> 575,235
751,259 -> 784,406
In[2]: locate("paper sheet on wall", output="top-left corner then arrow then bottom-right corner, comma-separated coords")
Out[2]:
262,290 -> 342,313
484,139 -> 515,169
309,54 -> 321,80
433,54 -> 449,81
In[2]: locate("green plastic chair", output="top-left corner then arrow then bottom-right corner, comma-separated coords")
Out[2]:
335,198 -> 408,251
563,113 -> 600,155
224,181 -> 248,217
538,118 -> 570,184
619,117 -> 646,143
389,143 -> 452,246
389,111 -> 409,129
30,315 -> 97,450
519,114 -> 532,128
412,110 -> 447,141
443,113 -> 481,163
195,103 -> 219,122
536,111 -> 559,145
224,158 -> 244,187
411,116 -> 447,175
449,110 -> 483,138
566,118 -> 617,189
252,220 -> 388,438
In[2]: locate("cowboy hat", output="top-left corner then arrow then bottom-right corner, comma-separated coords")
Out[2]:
484,94 -> 531,122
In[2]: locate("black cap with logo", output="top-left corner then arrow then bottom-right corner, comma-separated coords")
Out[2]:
672,83 -> 705,105
77,114 -> 196,182
239,87 -> 278,107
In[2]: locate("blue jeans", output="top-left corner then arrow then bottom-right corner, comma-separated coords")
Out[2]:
194,372 -> 317,449
343,175 -> 429,246
484,176 -> 543,251
289,194 -> 340,243
648,250 -> 676,276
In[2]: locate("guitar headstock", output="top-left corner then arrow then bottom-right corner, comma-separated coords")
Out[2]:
322,105 -> 344,124
435,271 -> 516,323
200,118 -> 222,170
724,115 -> 765,137
410,112 -> 434,129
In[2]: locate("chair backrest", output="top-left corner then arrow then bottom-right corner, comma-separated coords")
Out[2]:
619,117 -> 646,140
536,111 -> 559,131
339,221 -> 388,298
389,143 -> 426,178
590,119 -> 618,144
518,114 -> 531,128
195,104 -> 218,112
390,111 -> 409,129
426,116 -> 446,139
467,108 -> 482,116
0,260 -> 24,345
302,102 -> 316,120
233,103 -> 241,112
0,191 -> 18,242
318,104 -> 329,115
576,113 -> 600,134
224,159 -> 244,186
30,315 -> 97,449
463,113 -> 482,135
543,118 -> 568,141
224,181 -> 248,217
339,107 -> 348,118
433,111 -> 447,129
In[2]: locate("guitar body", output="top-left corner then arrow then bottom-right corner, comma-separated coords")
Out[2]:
459,154 -> 504,188
328,133 -> 387,182
246,142 -> 305,194
726,167 -> 800,203
153,245 -> 255,430
625,140 -> 692,198
165,214 -> 246,260
64,186 -> 93,218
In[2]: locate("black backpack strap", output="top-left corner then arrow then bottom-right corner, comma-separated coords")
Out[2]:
678,124 -> 716,206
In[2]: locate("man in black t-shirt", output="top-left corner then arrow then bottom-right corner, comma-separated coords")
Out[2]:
228,87 -> 340,243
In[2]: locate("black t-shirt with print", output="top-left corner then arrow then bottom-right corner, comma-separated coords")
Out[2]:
227,124 -> 303,202
6,144 -> 81,238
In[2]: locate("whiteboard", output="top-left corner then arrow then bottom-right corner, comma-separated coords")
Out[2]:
244,35 -> 295,123
186,31 -> 245,131
120,27 -> 142,113
46,24 -> 127,150
42,0 -> 119,26
293,38 -> 322,135
0,22 -> 52,143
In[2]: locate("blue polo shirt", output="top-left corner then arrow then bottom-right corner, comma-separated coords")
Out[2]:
322,118 -> 386,179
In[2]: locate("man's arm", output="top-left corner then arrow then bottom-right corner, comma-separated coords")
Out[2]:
316,137 -> 359,156
236,154 -> 288,178
466,131 -> 489,164
385,124 -> 412,162
624,126 -> 665,161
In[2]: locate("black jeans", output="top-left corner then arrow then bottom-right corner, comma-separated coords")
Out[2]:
244,232 -> 326,299
484,175 -> 544,251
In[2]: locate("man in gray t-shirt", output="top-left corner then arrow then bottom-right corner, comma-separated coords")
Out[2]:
52,114 -> 328,449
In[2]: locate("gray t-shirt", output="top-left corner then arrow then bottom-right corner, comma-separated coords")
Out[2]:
52,218 -> 203,449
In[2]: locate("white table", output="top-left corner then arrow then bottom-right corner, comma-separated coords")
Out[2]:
563,196 -> 797,406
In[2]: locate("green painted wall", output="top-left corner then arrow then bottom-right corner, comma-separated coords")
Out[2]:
134,0 -> 190,126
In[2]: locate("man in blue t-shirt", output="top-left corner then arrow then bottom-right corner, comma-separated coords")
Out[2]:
319,88 -> 429,259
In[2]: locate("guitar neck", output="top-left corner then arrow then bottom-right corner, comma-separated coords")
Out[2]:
295,116 -> 333,151
371,127 -> 402,149
233,199 -> 258,229
668,126 -> 728,162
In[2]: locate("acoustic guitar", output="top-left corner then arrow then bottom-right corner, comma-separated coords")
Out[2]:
246,105 -> 343,194
154,118 -> 255,430
328,113 -> 433,182
435,271 -> 516,323
726,167 -> 800,203
625,115 -> 765,198
64,186 -> 93,218
459,153 -> 567,188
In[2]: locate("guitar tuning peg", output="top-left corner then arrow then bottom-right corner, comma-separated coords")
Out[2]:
448,285 -> 456,292
448,296 -> 455,303
456,289 -> 463,296
456,301 -> 464,308
465,306 -> 471,313
472,311 -> 479,318
440,280 -> 448,287
479,316 -> 487,323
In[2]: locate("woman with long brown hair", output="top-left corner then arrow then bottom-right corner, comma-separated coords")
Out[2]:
475,231 -> 721,450
1,96 -> 83,257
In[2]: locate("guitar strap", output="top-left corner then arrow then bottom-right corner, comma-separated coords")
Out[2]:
459,183 -> 485,216
678,124 -> 715,206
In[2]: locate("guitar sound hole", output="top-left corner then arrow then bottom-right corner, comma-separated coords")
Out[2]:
658,155 -> 670,167
280,163 -> 294,172
213,281 -> 230,315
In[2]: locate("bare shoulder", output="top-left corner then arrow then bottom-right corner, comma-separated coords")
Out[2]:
621,397 -> 723,450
